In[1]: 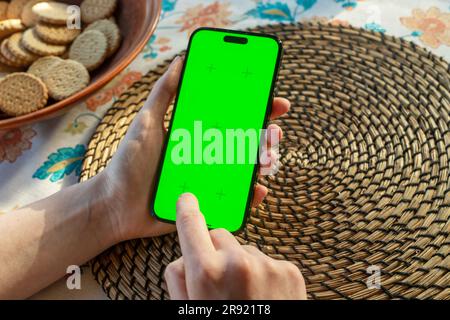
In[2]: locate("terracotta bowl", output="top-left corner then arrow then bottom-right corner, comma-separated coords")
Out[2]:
0,0 -> 161,129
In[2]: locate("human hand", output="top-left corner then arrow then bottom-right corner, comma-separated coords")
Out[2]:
97,55 -> 290,243
164,193 -> 307,300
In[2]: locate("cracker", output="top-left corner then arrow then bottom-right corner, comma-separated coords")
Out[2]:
0,19 -> 25,39
6,0 -> 29,19
35,22 -> 81,45
42,59 -> 90,101
1,40 -> 15,62
0,1 -> 8,21
81,0 -> 117,24
7,32 -> 39,63
0,46 -> 19,68
0,72 -> 48,116
21,0 -> 46,27
27,55 -> 61,78
0,54 -> 20,69
69,30 -> 107,71
0,39 -> 28,67
84,19 -> 120,57
21,28 -> 67,56
32,1 -> 69,25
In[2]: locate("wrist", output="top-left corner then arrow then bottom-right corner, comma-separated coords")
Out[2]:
83,172 -> 122,248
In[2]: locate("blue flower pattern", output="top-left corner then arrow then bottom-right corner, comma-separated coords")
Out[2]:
162,0 -> 177,13
246,0 -> 317,22
364,22 -> 386,33
33,145 -> 86,183
335,0 -> 358,10
144,35 -> 158,59
246,2 -> 294,22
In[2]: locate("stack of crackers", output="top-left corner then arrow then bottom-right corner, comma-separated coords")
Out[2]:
0,0 -> 120,117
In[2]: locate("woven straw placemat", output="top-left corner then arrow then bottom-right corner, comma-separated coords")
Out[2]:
80,23 -> 450,300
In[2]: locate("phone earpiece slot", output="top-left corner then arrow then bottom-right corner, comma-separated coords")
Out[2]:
224,35 -> 248,44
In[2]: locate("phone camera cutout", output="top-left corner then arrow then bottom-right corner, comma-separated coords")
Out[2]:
224,35 -> 248,45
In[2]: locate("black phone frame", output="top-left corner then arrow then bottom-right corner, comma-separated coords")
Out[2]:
150,27 -> 283,233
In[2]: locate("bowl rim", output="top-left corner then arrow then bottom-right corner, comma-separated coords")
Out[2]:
0,0 -> 162,130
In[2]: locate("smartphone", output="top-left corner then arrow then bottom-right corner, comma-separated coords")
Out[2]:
151,27 -> 282,232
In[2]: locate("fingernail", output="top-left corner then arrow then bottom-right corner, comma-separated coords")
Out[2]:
169,55 -> 184,73
172,53 -> 185,64
171,56 -> 180,65
177,193 -> 199,213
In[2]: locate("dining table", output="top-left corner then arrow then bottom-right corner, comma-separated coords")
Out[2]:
0,0 -> 448,300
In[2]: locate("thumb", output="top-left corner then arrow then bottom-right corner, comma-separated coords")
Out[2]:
144,54 -> 184,122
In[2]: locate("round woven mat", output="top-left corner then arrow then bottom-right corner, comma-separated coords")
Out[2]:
80,23 -> 450,300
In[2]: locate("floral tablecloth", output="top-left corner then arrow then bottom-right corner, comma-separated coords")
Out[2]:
1,0 -> 449,299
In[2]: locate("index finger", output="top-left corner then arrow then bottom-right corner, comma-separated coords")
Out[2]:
176,193 -> 215,265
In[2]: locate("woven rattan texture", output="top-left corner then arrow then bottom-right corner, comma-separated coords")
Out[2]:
80,23 -> 450,300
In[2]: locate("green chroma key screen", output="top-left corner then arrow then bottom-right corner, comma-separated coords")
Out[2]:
153,28 -> 281,232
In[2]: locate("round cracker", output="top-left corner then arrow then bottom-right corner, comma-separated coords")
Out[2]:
0,72 -> 48,116
21,0 -> 46,27
42,59 -> 90,101
69,30 -> 107,71
35,22 -> 81,45
0,45 -> 21,68
81,0 -> 117,24
32,1 -> 69,25
0,19 -> 25,39
0,2 -> 9,21
0,39 -> 28,67
6,0 -> 29,19
27,55 -> 62,79
7,32 -> 39,63
84,19 -> 120,57
21,28 -> 67,56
